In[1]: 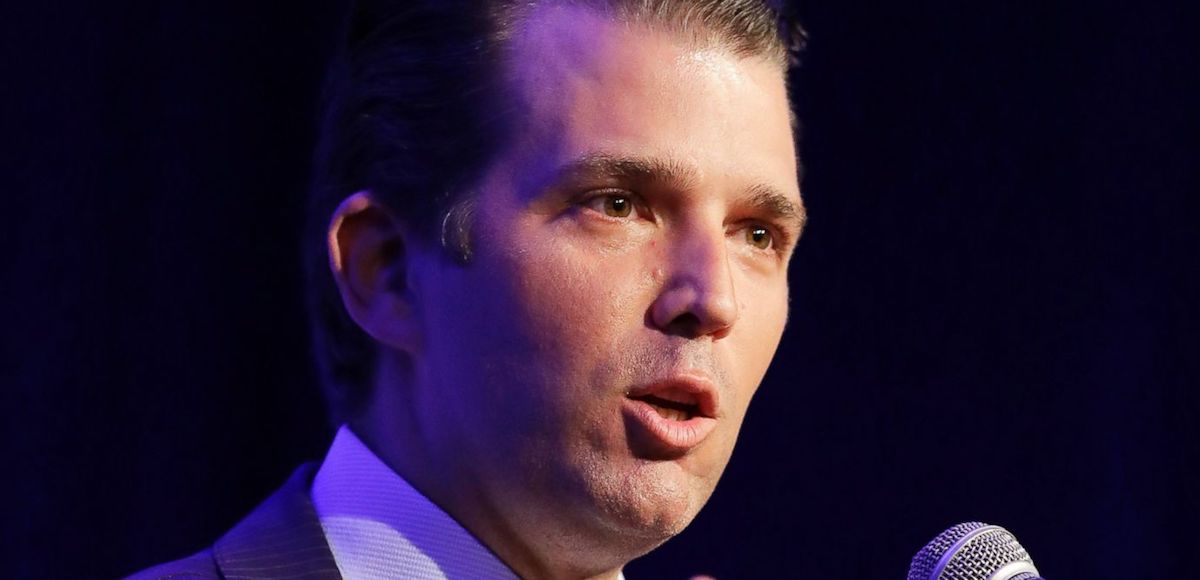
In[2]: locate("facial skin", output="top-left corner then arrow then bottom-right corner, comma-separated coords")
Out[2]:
329,5 -> 803,580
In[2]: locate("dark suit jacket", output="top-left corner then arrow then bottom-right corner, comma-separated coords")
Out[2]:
125,463 -> 343,579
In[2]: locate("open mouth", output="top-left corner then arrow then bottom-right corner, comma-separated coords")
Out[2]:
622,378 -> 719,455
627,393 -> 700,422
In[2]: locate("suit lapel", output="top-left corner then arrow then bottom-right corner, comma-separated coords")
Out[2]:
213,463 -> 343,579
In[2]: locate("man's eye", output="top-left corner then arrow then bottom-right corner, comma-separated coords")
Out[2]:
603,195 -> 633,218
746,225 -> 773,250
584,193 -> 636,218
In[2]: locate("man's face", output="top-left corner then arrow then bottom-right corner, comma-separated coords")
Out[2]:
409,6 -> 802,554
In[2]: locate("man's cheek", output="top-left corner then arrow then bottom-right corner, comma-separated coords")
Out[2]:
522,244 -> 631,308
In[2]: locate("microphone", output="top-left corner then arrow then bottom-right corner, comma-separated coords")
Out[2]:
907,522 -> 1043,580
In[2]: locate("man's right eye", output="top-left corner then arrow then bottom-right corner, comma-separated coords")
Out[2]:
581,192 -> 638,219
602,195 -> 633,218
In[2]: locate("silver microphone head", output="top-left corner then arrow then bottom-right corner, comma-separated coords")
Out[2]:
907,522 -> 1043,580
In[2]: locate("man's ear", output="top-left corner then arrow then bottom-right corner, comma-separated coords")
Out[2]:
327,191 -> 421,352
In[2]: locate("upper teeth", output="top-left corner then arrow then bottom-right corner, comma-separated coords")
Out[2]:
654,391 -> 695,405
652,405 -> 690,421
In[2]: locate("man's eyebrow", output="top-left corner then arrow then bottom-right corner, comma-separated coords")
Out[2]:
554,152 -> 806,237
745,185 -> 807,239
556,153 -> 699,188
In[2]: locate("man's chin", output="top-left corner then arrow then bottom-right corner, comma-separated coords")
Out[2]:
589,458 -> 712,543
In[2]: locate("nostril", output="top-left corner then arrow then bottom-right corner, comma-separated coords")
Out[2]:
664,312 -> 704,338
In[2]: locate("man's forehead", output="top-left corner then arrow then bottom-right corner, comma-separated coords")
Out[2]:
502,5 -> 671,108
488,2 -> 800,211
501,3 -> 783,105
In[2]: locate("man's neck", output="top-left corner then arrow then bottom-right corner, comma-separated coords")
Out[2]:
349,389 -> 635,580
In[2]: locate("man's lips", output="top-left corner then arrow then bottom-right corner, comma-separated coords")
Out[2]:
626,376 -> 718,419
622,375 -> 720,457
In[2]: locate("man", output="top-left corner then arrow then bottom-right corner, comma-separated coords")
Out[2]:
130,0 -> 805,578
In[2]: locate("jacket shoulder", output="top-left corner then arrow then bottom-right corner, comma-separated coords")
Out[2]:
124,463 -> 339,580
123,549 -> 219,579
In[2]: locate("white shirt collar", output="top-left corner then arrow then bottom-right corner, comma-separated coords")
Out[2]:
311,425 -> 520,579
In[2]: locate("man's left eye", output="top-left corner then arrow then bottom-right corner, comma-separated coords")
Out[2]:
746,225 -> 773,250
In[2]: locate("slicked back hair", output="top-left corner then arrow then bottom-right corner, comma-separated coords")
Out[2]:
306,0 -> 804,421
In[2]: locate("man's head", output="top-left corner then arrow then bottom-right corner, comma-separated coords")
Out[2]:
310,0 -> 804,576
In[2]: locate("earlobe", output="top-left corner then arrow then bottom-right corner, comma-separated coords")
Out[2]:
327,191 -> 421,352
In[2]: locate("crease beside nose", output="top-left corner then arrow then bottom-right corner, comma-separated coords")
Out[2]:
650,232 -> 739,338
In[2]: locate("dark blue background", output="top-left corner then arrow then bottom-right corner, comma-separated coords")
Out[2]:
3,1 -> 1196,578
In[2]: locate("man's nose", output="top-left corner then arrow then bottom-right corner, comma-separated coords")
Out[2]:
649,226 -> 740,339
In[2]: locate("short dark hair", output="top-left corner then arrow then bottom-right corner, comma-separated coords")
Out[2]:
305,0 -> 805,420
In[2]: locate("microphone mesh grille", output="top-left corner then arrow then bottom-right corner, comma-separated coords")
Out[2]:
907,522 -> 1036,580
908,522 -> 988,580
